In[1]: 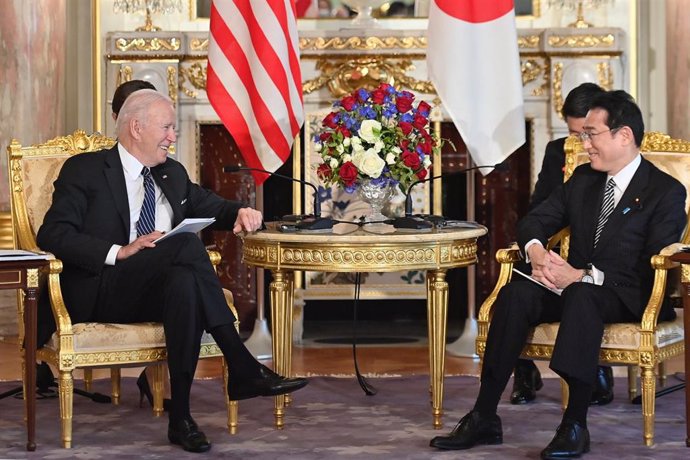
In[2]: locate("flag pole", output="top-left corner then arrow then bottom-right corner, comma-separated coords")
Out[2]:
446,155 -> 479,359
243,184 -> 273,360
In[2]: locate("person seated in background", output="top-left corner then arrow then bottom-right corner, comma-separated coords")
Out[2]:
430,90 -> 686,459
37,89 -> 308,453
511,83 -> 616,407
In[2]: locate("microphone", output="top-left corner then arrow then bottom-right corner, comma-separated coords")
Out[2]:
223,165 -> 334,231
393,161 -> 510,230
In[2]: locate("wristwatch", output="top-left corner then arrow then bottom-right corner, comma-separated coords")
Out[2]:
580,267 -> 594,284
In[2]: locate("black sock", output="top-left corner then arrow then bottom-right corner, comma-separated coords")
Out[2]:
473,373 -> 503,417
209,323 -> 262,379
169,372 -> 192,423
563,376 -> 592,427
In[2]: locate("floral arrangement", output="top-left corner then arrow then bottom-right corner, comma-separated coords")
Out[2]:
313,83 -> 439,193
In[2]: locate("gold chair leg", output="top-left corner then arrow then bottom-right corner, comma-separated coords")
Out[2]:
640,365 -> 656,446
151,364 -> 165,417
84,369 -> 93,392
559,378 -> 569,410
223,358 -> 238,434
627,365 -> 637,401
59,370 -> 74,448
110,368 -> 121,405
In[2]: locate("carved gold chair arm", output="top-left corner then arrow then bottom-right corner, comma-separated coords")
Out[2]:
639,249 -> 679,332
477,244 -> 521,324
46,258 -> 75,340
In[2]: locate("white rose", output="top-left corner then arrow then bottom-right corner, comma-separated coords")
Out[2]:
314,143 -> 322,152
351,136 -> 362,146
391,146 -> 401,154
342,154 -> 352,163
329,157 -> 339,169
373,140 -> 384,153
358,120 -> 382,143
423,155 -> 432,168
353,148 -> 385,178
336,144 -> 344,154
385,152 -> 396,165
351,142 -> 365,155
343,137 -> 351,147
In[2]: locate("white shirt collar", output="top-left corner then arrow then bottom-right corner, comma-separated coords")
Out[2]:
609,153 -> 641,192
117,143 -> 146,181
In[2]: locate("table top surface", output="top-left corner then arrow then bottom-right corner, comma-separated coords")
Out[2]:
240,221 -> 488,245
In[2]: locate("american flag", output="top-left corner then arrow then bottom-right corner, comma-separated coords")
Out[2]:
207,0 -> 304,185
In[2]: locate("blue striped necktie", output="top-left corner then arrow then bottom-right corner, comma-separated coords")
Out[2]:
593,178 -> 615,247
136,167 -> 156,237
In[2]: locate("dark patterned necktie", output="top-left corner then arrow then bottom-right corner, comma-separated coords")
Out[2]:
594,178 -> 615,247
136,167 -> 156,237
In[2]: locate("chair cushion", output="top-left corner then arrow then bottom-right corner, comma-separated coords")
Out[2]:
44,322 -> 218,353
526,312 -> 684,351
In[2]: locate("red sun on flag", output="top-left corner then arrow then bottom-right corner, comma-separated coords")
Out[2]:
434,0 -> 514,23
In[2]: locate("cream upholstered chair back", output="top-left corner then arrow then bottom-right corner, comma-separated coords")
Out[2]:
7,130 -> 238,448
8,130 -> 115,251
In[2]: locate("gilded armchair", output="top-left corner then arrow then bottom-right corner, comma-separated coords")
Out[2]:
476,132 -> 690,446
8,130 -> 239,448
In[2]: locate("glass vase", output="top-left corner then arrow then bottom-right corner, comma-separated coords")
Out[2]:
357,178 -> 393,225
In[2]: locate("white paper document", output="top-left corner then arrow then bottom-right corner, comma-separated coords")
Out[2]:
512,268 -> 563,296
154,218 -> 216,243
0,249 -> 50,261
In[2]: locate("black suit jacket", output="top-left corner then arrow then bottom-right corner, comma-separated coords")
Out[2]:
517,157 -> 687,318
36,145 -> 244,340
529,137 -> 566,210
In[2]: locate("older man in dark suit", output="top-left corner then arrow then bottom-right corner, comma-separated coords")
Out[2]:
37,89 -> 307,453
430,91 -> 686,459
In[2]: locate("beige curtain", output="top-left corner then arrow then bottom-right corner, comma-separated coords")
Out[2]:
666,0 -> 690,140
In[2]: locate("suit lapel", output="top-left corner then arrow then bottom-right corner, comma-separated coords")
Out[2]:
103,145 -> 130,235
151,163 -> 184,226
594,158 -> 651,251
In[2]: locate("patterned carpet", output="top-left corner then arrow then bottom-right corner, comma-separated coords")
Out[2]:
0,375 -> 687,459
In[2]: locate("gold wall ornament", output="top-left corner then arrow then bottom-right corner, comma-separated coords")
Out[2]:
115,37 -> 181,52
518,35 -> 541,49
299,36 -> 427,52
547,33 -> 615,48
552,62 -> 564,118
303,57 -> 434,97
190,38 -> 208,52
596,61 -> 613,90
521,59 -> 543,86
116,66 -> 133,88
166,66 -> 178,107
179,61 -> 207,99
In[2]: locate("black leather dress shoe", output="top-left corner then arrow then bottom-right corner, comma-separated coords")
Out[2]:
589,366 -> 613,406
168,417 -> 211,453
540,419 -> 590,459
228,364 -> 308,401
429,411 -> 502,450
510,360 -> 544,405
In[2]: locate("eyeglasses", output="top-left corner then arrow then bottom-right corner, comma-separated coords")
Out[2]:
578,127 -> 622,143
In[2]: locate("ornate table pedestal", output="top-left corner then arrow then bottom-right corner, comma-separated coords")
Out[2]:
240,222 -> 488,429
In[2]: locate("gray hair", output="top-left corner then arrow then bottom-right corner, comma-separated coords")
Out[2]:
115,89 -> 174,137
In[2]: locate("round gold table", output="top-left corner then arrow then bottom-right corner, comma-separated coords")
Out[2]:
240,221 -> 488,429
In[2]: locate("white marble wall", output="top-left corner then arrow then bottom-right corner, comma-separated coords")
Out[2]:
0,0 -> 67,335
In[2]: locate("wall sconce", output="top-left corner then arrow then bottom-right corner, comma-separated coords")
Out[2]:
548,0 -> 612,28
113,0 -> 183,31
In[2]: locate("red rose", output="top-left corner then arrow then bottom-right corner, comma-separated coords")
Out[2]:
417,138 -> 432,155
341,95 -> 356,111
402,151 -> 421,170
378,82 -> 392,93
399,121 -> 414,136
319,132 -> 332,142
400,139 -> 411,150
396,91 -> 414,113
371,88 -> 386,105
336,125 -> 351,138
338,161 -> 358,186
417,100 -> 431,117
317,163 -> 332,181
322,112 -> 338,128
412,113 -> 428,130
416,168 -> 428,180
